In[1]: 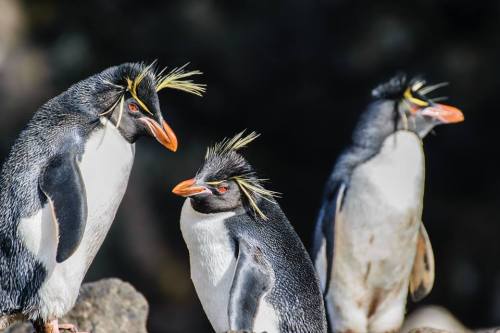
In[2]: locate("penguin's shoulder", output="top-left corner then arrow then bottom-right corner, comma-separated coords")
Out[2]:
0,111 -> 95,216
224,200 -> 293,240
21,106 -> 99,158
226,200 -> 318,283
328,145 -> 374,189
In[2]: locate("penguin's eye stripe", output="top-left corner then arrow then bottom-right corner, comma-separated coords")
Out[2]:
128,103 -> 140,112
206,181 -> 224,185
404,88 -> 429,107
409,98 -> 428,107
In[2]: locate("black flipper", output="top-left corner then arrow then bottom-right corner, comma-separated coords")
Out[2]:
228,239 -> 273,331
312,182 -> 346,296
39,151 -> 87,263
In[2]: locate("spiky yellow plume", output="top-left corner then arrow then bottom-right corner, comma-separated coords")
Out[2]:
155,64 -> 206,96
126,62 -> 205,112
100,61 -> 205,129
205,131 -> 260,160
403,80 -> 449,107
233,176 -> 280,220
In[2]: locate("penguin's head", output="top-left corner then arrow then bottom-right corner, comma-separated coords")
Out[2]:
172,131 -> 278,219
371,74 -> 464,138
95,62 -> 205,151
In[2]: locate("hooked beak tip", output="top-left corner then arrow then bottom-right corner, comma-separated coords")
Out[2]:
162,119 -> 178,152
139,117 -> 178,152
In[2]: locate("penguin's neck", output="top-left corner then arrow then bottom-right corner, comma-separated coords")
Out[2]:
180,199 -> 237,284
65,75 -> 122,117
351,100 -> 401,152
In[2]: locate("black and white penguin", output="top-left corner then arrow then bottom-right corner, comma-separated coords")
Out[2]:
172,132 -> 327,333
311,75 -> 464,333
0,62 -> 204,332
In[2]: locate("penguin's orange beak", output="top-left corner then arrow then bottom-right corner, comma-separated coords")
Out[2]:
421,103 -> 464,124
172,178 -> 211,197
139,117 -> 178,152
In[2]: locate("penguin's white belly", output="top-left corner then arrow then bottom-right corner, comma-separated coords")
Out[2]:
180,200 -> 279,333
329,131 -> 425,331
18,119 -> 134,319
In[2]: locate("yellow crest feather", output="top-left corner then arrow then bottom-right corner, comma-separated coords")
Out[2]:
100,61 -> 205,129
156,64 -> 206,96
233,176 -> 280,221
205,131 -> 260,160
403,80 -> 449,107
404,86 -> 429,107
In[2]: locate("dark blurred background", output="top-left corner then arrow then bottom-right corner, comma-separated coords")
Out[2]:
0,0 -> 498,331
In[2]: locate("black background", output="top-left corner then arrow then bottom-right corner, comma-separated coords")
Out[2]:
0,0 -> 498,331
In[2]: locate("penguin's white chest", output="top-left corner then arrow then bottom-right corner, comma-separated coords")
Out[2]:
18,119 -> 135,319
180,200 -> 237,332
344,131 -> 425,262
328,131 -> 425,332
77,119 -> 135,262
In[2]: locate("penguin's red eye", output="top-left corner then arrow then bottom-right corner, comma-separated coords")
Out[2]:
409,104 -> 421,114
128,103 -> 139,112
217,186 -> 228,194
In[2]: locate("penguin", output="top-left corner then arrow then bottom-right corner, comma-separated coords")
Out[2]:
0,62 -> 205,332
172,131 -> 327,333
311,74 -> 464,333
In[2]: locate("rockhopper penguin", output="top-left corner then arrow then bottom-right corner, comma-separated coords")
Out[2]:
0,62 -> 205,332
311,75 -> 464,333
172,132 -> 327,333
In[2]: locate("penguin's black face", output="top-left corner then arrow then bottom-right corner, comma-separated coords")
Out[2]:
108,93 -> 177,151
372,75 -> 464,138
172,177 -> 244,214
172,149 -> 251,214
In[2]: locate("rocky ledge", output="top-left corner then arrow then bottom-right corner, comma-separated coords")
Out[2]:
1,278 -> 148,333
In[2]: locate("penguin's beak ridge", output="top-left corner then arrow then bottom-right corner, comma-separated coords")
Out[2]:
172,178 -> 211,197
139,117 -> 178,152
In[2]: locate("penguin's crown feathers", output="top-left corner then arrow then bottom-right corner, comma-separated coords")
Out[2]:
205,130 -> 260,160
371,73 -> 448,107
201,131 -> 279,220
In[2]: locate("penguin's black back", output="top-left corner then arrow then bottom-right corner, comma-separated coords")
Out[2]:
225,200 -> 327,333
